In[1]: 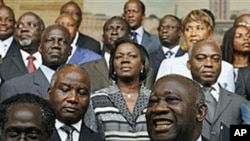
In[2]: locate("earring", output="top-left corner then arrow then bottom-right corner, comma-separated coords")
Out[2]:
140,69 -> 143,73
114,71 -> 116,74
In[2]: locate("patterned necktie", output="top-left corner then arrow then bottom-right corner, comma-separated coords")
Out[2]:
203,87 -> 217,121
27,55 -> 36,73
131,31 -> 138,43
165,50 -> 173,59
61,125 -> 75,141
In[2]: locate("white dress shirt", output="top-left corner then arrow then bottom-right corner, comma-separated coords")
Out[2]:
67,32 -> 79,63
55,119 -> 81,141
20,50 -> 42,69
104,51 -> 110,69
156,53 -> 235,92
0,36 -> 13,58
162,44 -> 180,59
39,65 -> 55,82
131,26 -> 143,44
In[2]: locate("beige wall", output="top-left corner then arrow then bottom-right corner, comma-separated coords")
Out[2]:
4,0 -> 83,29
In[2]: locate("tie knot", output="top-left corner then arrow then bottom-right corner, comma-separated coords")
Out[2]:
131,31 -> 137,36
27,55 -> 36,61
165,50 -> 173,58
61,125 -> 75,134
203,86 -> 213,93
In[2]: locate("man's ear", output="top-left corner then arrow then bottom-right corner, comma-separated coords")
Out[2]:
47,87 -> 51,100
197,104 -> 207,121
186,60 -> 191,70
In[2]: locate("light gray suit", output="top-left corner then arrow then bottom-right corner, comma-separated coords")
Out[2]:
0,68 -> 49,102
202,86 -> 248,141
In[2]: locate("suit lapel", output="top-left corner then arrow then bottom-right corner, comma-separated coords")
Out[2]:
33,69 -> 50,98
94,58 -> 110,83
50,128 -> 61,141
141,31 -> 152,47
11,51 -> 28,74
213,87 -> 231,123
175,48 -> 186,57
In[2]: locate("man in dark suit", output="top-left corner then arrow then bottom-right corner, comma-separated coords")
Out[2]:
60,1 -> 101,55
146,74 -> 208,141
48,64 -> 104,141
187,39 -> 248,141
149,14 -> 185,81
0,12 -> 45,84
0,5 -> 18,61
123,0 -> 161,54
0,24 -> 72,101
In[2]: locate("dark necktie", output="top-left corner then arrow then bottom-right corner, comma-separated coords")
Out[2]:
131,31 -> 138,43
203,87 -> 217,121
165,50 -> 173,59
61,125 -> 75,141
27,55 -> 36,73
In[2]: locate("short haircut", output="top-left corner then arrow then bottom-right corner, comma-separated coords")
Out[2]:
158,14 -> 181,31
188,38 -> 220,59
0,5 -> 16,23
109,37 -> 148,82
60,1 -> 82,28
124,0 -> 145,14
0,93 -> 56,137
18,12 -> 45,31
50,64 -> 89,88
103,16 -> 131,33
182,9 -> 214,34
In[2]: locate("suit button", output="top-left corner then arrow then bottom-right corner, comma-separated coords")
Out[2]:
211,131 -> 217,135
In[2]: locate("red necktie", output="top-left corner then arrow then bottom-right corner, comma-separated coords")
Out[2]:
27,55 -> 36,73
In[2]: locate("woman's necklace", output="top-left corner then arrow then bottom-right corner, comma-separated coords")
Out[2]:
122,93 -> 138,98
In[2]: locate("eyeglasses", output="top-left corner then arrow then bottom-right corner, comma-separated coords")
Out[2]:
158,25 -> 179,31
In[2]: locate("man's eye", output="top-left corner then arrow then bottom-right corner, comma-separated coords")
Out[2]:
27,132 -> 40,140
165,97 -> 180,103
6,130 -> 19,137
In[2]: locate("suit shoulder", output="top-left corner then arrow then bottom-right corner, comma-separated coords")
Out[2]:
79,33 -> 100,44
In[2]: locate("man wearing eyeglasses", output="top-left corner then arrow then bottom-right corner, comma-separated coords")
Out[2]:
149,14 -> 185,82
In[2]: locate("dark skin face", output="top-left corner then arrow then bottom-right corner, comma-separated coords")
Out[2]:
15,13 -> 42,54
233,26 -> 250,53
113,42 -> 144,82
187,42 -> 221,86
102,18 -> 130,52
2,104 -> 48,141
146,76 -> 206,141
55,14 -> 78,39
38,25 -> 72,70
48,66 -> 90,125
158,15 -> 181,49
60,2 -> 81,28
0,6 -> 15,40
124,0 -> 145,30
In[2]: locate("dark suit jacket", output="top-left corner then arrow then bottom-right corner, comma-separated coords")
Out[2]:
0,68 -> 49,102
0,49 -> 28,84
141,29 -> 161,54
50,122 -> 104,141
149,47 -> 186,82
3,39 -> 19,59
235,66 -> 250,100
77,32 -> 101,55
202,86 -> 247,141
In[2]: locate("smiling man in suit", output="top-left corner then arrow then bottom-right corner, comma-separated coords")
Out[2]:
0,24 -> 72,102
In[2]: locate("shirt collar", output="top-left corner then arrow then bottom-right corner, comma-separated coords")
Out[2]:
56,119 -> 81,133
162,44 -> 180,56
0,36 -> 13,48
39,64 -> 55,82
196,135 -> 202,141
132,26 -> 143,37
